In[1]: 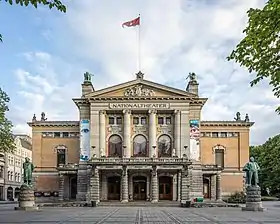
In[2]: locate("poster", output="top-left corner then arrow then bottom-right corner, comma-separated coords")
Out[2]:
80,119 -> 90,161
189,119 -> 200,161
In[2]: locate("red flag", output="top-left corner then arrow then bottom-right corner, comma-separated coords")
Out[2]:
122,16 -> 140,28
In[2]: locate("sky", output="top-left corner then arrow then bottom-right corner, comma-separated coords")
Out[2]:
0,0 -> 278,145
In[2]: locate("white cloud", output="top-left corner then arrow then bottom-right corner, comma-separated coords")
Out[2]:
9,0 -> 280,145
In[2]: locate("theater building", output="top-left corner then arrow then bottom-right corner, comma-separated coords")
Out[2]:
28,72 -> 253,203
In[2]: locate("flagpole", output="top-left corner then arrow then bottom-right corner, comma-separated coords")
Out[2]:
138,14 -> 141,72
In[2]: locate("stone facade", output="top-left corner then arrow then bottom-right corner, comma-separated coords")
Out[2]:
28,72 -> 254,203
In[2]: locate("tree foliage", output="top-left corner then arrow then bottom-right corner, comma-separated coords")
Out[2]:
228,0 -> 280,113
0,88 -> 15,153
250,135 -> 280,195
0,0 -> 66,42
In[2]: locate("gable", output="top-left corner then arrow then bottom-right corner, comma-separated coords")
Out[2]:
85,79 -> 197,98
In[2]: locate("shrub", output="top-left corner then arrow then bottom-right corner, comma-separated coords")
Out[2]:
227,192 -> 246,204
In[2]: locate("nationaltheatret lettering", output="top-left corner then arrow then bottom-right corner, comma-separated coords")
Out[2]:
109,103 -> 170,109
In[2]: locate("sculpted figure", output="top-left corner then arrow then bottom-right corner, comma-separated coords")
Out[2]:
23,157 -> 35,187
234,112 -> 241,121
243,157 -> 260,186
244,113 -> 250,122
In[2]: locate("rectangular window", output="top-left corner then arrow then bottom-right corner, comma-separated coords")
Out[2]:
141,117 -> 147,125
54,132 -> 61,138
108,117 -> 115,125
227,132 -> 233,137
220,132 -> 227,138
212,132 -> 218,138
215,149 -> 225,168
166,117 -> 171,125
158,117 -> 164,125
116,117 -> 122,125
133,117 -> 139,125
62,132 -> 69,138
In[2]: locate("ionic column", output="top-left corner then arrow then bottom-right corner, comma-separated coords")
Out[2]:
90,167 -> 100,203
174,110 -> 181,157
121,166 -> 128,203
99,110 -> 106,157
151,166 -> 158,203
216,172 -> 222,201
123,110 -> 131,158
148,110 -> 157,157
58,174 -> 64,201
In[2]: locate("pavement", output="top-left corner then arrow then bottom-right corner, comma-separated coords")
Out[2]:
0,201 -> 280,223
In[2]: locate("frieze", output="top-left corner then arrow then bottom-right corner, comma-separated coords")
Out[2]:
124,85 -> 155,97
109,103 -> 170,109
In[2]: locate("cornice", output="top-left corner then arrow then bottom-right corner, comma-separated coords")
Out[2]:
27,121 -> 79,128
201,121 -> 254,127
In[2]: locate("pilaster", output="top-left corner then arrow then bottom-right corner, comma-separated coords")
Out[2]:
180,111 -> 190,157
174,110 -> 181,157
151,166 -> 158,203
216,172 -> 222,201
210,175 -> 216,200
58,174 -> 64,201
177,171 -> 181,201
148,110 -> 157,157
123,110 -> 131,158
99,110 -> 106,156
101,172 -> 108,200
180,166 -> 190,203
121,166 -> 128,202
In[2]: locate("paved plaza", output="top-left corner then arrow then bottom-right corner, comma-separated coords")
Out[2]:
1,202 -> 280,223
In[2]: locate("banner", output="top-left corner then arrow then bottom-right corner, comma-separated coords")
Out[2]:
80,119 -> 90,161
189,120 -> 200,161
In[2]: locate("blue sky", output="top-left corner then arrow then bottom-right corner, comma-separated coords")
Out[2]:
0,0 -> 278,145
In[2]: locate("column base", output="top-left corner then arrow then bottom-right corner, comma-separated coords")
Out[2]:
151,199 -> 158,203
121,199 -> 128,203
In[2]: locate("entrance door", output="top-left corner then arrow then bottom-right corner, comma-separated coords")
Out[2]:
203,178 -> 210,199
70,176 -> 77,199
159,176 -> 172,200
133,176 -> 146,200
108,176 -> 121,200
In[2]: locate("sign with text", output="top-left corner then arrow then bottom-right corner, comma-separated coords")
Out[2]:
109,103 -> 170,109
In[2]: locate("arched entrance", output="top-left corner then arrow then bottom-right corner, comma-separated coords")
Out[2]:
7,187 -> 13,201
107,176 -> 121,200
133,176 -> 146,200
203,177 -> 210,199
69,175 -> 77,199
159,176 -> 172,200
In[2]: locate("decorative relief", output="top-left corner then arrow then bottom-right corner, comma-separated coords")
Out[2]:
107,126 -> 122,134
157,126 -> 172,135
133,126 -> 147,134
124,85 -> 155,97
148,109 -> 157,114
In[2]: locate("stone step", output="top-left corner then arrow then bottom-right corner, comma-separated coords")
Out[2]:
98,201 -> 181,207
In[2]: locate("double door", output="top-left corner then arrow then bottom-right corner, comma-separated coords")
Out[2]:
159,176 -> 172,200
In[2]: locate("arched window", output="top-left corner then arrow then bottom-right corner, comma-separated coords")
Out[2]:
56,146 -> 66,167
133,135 -> 147,157
213,145 -> 225,168
108,135 -> 122,157
158,135 -> 172,157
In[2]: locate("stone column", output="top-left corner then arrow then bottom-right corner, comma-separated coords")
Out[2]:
90,167 -> 100,203
121,166 -> 128,203
123,110 -> 131,158
216,172 -> 222,201
177,171 -> 181,201
146,176 -> 150,201
180,166 -> 190,204
148,110 -> 157,157
151,166 -> 158,203
101,172 -> 108,200
172,174 -> 177,201
174,110 -> 181,157
128,174 -> 133,201
76,163 -> 88,201
210,175 -> 216,200
58,174 -> 64,201
99,110 -> 106,156
180,111 -> 189,157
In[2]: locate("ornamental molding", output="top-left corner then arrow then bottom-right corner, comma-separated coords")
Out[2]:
124,85 -> 155,97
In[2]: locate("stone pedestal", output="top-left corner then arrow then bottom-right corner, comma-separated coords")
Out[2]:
242,186 -> 264,212
15,185 -> 38,211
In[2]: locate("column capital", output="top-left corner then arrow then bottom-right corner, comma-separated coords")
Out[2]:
99,110 -> 106,115
174,109 -> 181,114
148,109 -> 157,114
123,109 -> 131,114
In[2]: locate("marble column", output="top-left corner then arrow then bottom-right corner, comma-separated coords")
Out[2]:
123,110 -> 131,158
216,172 -> 222,201
148,110 -> 157,157
58,174 -> 64,201
151,166 -> 158,203
174,110 -> 181,157
90,167 -> 100,202
99,111 -> 106,156
121,166 -> 128,202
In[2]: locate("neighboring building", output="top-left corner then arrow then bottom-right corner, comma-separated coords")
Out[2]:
0,152 -> 4,200
2,135 -> 32,201
28,72 -> 253,203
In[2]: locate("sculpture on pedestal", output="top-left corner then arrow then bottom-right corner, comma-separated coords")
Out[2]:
23,157 -> 35,187
242,157 -> 263,212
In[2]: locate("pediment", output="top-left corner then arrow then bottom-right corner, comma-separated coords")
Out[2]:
84,79 -> 197,98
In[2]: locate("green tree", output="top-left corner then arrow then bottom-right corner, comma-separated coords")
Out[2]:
250,135 -> 280,195
0,0 -> 66,42
227,0 -> 280,113
0,88 -> 15,152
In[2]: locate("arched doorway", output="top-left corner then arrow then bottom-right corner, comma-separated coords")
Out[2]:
69,175 -> 77,199
203,177 -> 210,199
108,135 -> 122,157
7,187 -> 13,201
133,176 -> 146,200
15,187 -> 20,199
159,176 -> 172,200
133,135 -> 147,157
158,135 -> 172,157
107,176 -> 121,200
